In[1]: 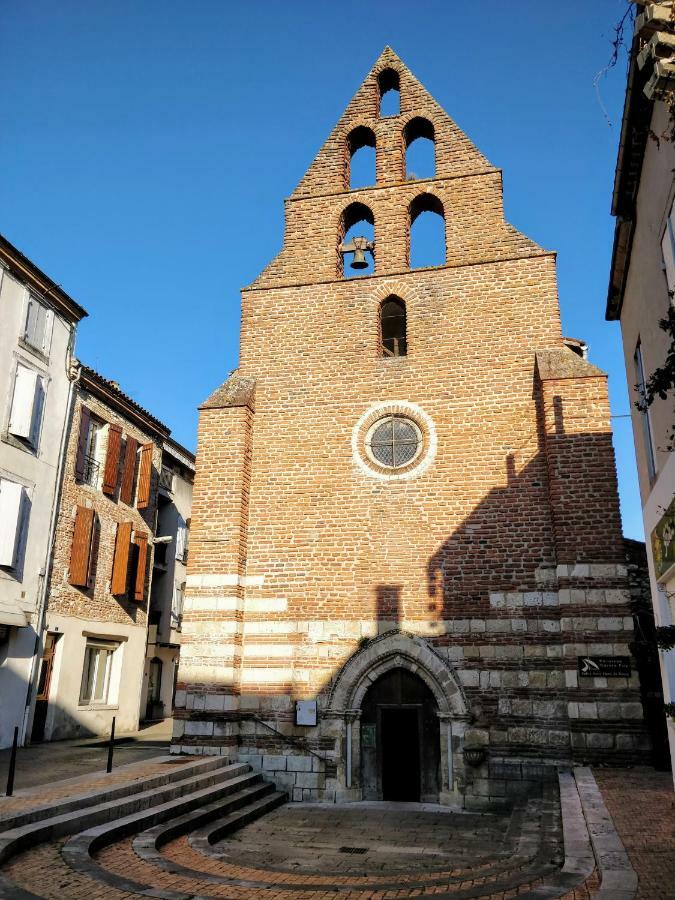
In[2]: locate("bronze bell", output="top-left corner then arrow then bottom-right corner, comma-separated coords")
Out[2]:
339,235 -> 375,271
351,246 -> 368,269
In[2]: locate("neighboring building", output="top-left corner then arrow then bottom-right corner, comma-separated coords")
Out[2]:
606,3 -> 675,778
0,235 -> 87,749
174,49 -> 649,809
33,366 -> 170,742
140,437 -> 194,723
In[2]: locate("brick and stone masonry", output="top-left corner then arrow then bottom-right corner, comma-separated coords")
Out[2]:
172,47 -> 649,808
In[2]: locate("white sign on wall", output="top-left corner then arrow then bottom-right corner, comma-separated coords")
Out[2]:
295,700 -> 318,727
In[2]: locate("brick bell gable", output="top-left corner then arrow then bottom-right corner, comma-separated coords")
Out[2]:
174,48 -> 648,808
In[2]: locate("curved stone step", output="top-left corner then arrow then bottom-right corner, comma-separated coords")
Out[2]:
0,760 -> 250,866
60,775 -> 283,897
0,754 -> 229,832
133,780 -> 276,864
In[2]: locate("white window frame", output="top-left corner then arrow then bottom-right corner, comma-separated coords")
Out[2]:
171,581 -> 185,626
175,517 -> 188,561
82,417 -> 106,489
79,640 -> 118,705
22,292 -> 53,357
7,362 -> 47,451
634,340 -> 657,483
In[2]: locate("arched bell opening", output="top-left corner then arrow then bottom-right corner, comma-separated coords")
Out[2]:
338,201 -> 375,278
404,117 -> 435,180
360,667 -> 440,802
347,125 -> 376,190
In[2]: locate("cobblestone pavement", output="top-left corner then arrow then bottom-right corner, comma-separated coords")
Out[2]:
2,791 -> 598,899
593,767 -> 675,900
4,767 -> 671,898
0,719 -> 172,796
205,803 -> 518,874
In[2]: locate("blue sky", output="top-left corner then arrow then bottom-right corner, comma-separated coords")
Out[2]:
2,1 -> 643,538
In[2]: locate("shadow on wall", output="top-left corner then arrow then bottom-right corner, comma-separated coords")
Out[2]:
172,399 -> 668,788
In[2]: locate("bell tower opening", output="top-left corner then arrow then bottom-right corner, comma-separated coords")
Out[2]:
360,666 -> 440,802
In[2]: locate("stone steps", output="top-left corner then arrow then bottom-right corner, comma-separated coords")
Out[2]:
0,754 -> 226,832
0,756 -> 248,865
60,780 -> 287,898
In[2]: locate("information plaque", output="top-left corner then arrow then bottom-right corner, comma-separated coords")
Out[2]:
295,699 -> 318,727
577,656 -> 631,678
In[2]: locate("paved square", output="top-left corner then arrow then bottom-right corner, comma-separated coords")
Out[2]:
209,803 -> 530,875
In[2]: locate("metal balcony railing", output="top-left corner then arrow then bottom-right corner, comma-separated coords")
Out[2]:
82,455 -> 100,488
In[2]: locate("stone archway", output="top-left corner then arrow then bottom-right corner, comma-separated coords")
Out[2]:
326,630 -> 468,717
325,631 -> 470,805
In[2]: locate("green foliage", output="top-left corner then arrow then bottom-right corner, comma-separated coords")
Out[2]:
636,307 -> 675,452
655,625 -> 675,651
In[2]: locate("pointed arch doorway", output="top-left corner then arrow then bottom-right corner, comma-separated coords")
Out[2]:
360,667 -> 440,802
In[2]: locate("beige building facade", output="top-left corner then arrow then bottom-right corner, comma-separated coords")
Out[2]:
606,3 -> 675,777
0,235 -> 87,749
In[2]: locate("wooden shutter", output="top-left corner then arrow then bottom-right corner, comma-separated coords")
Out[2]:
136,443 -> 153,509
69,506 -> 95,586
120,436 -> 138,505
111,521 -> 132,595
134,531 -> 148,601
0,479 -> 24,567
75,406 -> 91,480
9,365 -> 37,439
102,425 -> 122,495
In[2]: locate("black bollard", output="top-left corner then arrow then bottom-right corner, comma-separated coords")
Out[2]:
106,716 -> 116,773
6,726 -> 18,796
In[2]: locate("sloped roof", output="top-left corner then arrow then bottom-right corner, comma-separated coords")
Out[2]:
200,373 -> 256,410
79,365 -> 171,438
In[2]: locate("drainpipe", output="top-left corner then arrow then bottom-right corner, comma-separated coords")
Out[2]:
21,339 -> 82,745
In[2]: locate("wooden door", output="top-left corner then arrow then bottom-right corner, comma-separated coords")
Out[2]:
31,633 -> 57,742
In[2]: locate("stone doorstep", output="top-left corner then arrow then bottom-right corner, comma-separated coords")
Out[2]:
573,766 -> 638,900
0,758 -> 249,867
0,753 -> 220,830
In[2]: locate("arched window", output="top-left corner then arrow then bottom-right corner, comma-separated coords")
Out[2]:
409,193 -> 445,269
378,68 -> 400,117
339,201 -> 375,278
347,126 -> 376,189
404,117 -> 435,180
380,297 -> 407,357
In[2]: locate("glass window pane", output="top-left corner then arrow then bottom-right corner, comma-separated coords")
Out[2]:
80,647 -> 96,702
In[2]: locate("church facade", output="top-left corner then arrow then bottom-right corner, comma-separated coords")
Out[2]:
172,49 -> 648,808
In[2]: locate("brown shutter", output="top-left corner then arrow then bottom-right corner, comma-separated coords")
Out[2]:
74,406 -> 90,480
120,436 -> 138,505
111,521 -> 132,595
69,506 -> 95,586
102,425 -> 122,496
134,531 -> 148,601
136,443 -> 153,509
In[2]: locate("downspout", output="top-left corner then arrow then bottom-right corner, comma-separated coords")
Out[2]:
21,331 -> 82,745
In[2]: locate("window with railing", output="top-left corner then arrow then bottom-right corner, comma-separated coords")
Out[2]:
81,454 -> 100,488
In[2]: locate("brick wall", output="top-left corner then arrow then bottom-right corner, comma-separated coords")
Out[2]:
47,387 -> 162,626
174,48 -> 648,808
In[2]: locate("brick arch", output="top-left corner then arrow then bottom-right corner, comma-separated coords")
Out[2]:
326,630 -> 468,717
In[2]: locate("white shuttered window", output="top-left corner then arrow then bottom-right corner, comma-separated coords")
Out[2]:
175,517 -> 187,561
0,479 -> 24,567
23,295 -> 53,355
9,364 -> 46,449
